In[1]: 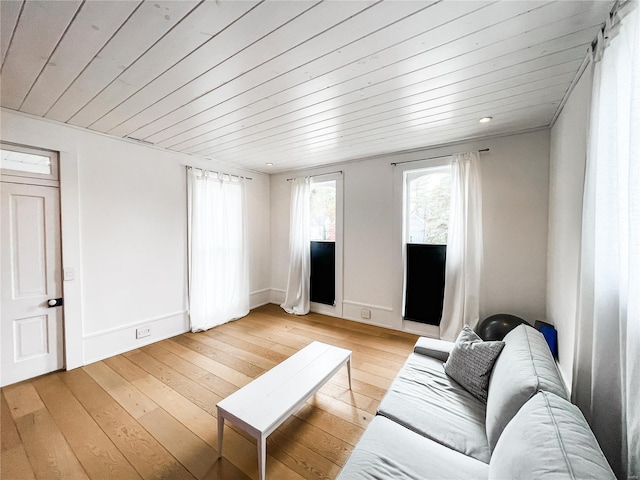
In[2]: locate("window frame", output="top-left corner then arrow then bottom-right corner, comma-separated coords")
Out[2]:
392,154 -> 452,334
308,173 -> 343,316
309,178 -> 337,242
404,165 -> 452,246
1,142 -> 59,183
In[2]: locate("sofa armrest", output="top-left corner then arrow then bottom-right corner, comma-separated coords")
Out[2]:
413,337 -> 454,361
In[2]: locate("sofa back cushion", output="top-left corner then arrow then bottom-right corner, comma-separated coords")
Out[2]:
489,391 -> 615,479
485,324 -> 568,450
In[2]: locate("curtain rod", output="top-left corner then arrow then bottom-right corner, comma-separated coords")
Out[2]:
187,165 -> 252,180
390,148 -> 489,166
286,170 -> 343,181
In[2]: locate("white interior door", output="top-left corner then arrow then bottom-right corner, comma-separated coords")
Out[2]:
1,146 -> 64,387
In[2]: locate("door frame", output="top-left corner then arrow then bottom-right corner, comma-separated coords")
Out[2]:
1,139 -> 84,372
1,142 -> 65,384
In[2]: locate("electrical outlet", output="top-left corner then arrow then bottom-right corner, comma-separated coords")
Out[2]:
361,309 -> 371,319
136,326 -> 151,339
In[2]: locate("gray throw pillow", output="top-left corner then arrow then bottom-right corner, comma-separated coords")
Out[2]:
444,325 -> 505,402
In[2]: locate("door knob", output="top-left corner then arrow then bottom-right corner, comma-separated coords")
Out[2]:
48,298 -> 63,307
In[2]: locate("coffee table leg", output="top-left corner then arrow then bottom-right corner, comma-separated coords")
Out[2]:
258,433 -> 267,480
217,409 -> 224,459
347,356 -> 352,390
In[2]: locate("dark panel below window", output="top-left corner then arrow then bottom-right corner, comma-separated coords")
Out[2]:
310,241 -> 335,306
404,244 -> 446,325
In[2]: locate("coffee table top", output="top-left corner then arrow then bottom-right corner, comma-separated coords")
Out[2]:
217,341 -> 351,436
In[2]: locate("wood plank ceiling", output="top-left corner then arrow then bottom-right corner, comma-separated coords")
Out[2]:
1,0 -> 613,173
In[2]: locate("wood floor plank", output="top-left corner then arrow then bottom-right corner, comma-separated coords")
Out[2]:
5,386 -> 89,479
310,391 -> 374,429
212,330 -> 292,364
358,361 -> 403,381
62,369 -> 194,480
59,368 -> 115,414
294,316 -> 417,354
141,343 -> 239,399
124,349 -> 223,417
142,343 -> 210,380
278,414 -> 354,466
31,374 -> 142,480
137,407 -> 221,480
103,355 -> 286,479
105,355 -> 218,448
1,444 -> 37,480
194,332 -> 281,371
215,322 -> 298,358
173,335 -> 265,379
329,369 -> 388,401
2,383 -> 45,418
293,403 -> 365,447
268,422 -> 342,479
262,304 -> 419,341
159,339 -> 253,388
83,362 -> 158,419
0,305 -> 418,479
318,381 -> 377,414
93,403 -> 195,480
1,393 -> 36,480
1,392 -> 22,451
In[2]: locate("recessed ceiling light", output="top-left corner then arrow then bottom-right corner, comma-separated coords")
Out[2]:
265,162 -> 274,167
479,116 -> 493,123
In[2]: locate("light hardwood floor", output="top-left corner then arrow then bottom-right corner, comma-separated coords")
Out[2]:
1,304 -> 418,480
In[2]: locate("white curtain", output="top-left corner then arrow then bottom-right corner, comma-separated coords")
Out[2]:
573,5 -> 639,479
187,167 -> 249,332
281,177 -> 311,315
439,152 -> 483,342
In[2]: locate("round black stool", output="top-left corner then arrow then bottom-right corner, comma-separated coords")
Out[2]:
476,314 -> 527,341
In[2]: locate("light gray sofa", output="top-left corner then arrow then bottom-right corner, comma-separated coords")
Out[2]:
337,324 -> 615,479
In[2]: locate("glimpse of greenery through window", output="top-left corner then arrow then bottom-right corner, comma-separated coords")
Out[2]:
310,180 -> 336,241
406,167 -> 451,244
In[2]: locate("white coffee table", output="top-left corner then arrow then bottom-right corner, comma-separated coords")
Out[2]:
216,341 -> 352,480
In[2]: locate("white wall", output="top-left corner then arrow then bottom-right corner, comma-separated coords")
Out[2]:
270,129 -> 550,336
0,109 -> 270,366
547,65 -> 593,388
1,107 -> 554,364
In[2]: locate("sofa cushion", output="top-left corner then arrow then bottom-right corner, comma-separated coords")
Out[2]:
485,324 -> 568,451
337,416 -> 489,480
377,353 -> 491,463
489,391 -> 615,479
444,325 -> 505,402
413,336 -> 454,361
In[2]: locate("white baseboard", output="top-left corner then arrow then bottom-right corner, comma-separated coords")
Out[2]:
82,311 -> 189,364
401,319 -> 439,338
269,288 -> 286,305
250,288 -> 272,309
342,300 -> 399,329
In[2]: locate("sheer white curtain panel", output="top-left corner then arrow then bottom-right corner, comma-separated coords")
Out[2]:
281,177 -> 311,315
573,5 -> 639,479
439,151 -> 483,342
187,168 -> 249,332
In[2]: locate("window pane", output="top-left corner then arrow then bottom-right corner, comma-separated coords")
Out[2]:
407,169 -> 451,244
1,149 -> 52,175
310,180 -> 336,241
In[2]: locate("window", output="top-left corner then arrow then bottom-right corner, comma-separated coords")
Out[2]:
403,166 -> 452,325
310,180 -> 336,241
0,143 -> 58,181
406,167 -> 451,244
310,180 -> 336,305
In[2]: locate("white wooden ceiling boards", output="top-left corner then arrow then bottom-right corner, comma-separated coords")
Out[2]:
0,0 -> 614,173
